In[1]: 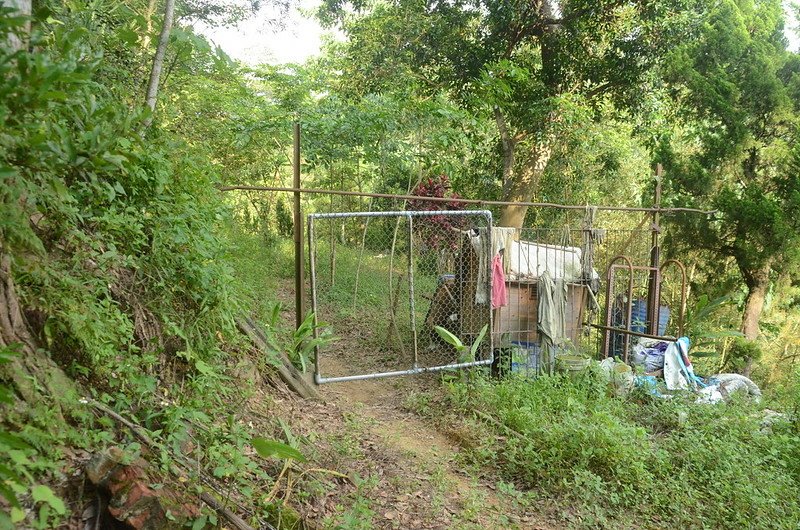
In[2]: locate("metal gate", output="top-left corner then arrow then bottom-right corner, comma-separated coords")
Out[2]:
308,210 -> 494,383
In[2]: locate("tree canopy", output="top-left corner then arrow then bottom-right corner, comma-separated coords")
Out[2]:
657,0 -> 800,370
321,0 -> 695,226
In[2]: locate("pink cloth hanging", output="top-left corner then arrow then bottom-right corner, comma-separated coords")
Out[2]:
491,253 -> 507,309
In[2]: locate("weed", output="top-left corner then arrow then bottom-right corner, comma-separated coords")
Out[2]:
439,371 -> 800,529
289,312 -> 334,373
403,391 -> 433,416
323,473 -> 378,530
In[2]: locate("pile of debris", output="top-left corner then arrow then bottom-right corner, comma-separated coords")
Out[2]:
601,337 -> 762,404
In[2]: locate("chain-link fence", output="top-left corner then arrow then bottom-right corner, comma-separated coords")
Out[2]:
304,199 -> 696,382
223,182 -> 699,382
309,210 -> 495,383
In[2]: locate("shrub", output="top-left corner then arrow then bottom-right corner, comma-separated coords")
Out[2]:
0,11 -> 236,385
723,337 -> 763,373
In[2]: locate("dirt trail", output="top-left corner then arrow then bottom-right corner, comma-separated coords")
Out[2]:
269,286 -> 556,529
316,355 -> 555,529
322,358 -> 464,475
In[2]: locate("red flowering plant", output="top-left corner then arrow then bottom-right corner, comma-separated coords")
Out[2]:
407,174 -> 467,252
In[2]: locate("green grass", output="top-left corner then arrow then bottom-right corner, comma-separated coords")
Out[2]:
222,223 -> 296,321
312,238 -> 438,344
223,225 -> 800,529
442,369 -> 800,529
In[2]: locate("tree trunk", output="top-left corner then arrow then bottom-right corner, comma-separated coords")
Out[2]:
143,0 -> 176,127
0,254 -> 76,418
496,0 -> 561,229
4,0 -> 31,51
142,0 -> 159,51
741,263 -> 770,376
498,134 -> 554,228
494,108 -> 517,190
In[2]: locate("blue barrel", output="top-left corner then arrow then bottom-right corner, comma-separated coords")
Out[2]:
631,299 -> 670,335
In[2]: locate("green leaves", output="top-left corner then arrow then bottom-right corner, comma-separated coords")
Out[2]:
0,346 -> 21,406
435,324 -> 488,363
289,312 -> 333,373
30,485 -> 66,515
434,326 -> 464,351
252,437 -> 306,462
683,294 -> 744,356
471,324 -> 489,358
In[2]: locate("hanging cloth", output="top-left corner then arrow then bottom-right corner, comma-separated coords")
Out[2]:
581,205 -> 604,293
491,253 -> 507,309
469,230 -> 490,305
469,227 -> 517,304
537,270 -> 568,373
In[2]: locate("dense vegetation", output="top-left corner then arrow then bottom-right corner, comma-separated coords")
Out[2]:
437,371 -> 800,528
1,0 -> 800,528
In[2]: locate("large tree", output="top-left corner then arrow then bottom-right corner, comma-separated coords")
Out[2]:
321,0 -> 690,227
659,0 -> 800,373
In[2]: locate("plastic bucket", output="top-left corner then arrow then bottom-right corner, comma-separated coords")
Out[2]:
556,354 -> 591,375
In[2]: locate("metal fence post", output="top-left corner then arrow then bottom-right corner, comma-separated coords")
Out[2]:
293,122 -> 305,329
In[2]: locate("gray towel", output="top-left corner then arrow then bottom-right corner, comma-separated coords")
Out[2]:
538,270 -> 568,373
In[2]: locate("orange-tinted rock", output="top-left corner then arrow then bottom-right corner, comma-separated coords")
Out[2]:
85,448 -> 201,529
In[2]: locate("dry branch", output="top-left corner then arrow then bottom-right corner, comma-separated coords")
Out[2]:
236,316 -> 320,400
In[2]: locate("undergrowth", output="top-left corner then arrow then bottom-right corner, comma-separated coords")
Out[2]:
442,368 -> 800,529
0,8 -> 303,528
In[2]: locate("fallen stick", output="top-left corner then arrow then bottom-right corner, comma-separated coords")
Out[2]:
199,492 -> 257,530
236,316 -> 320,400
87,398 -> 154,446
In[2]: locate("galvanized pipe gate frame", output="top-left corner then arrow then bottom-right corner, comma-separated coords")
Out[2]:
307,209 -> 495,384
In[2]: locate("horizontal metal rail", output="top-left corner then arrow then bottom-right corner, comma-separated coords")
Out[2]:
590,323 -> 678,343
308,209 -> 492,219
315,358 -> 494,384
219,185 -> 716,215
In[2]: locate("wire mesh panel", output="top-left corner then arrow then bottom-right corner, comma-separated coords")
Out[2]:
489,225 -> 602,377
488,209 -> 681,374
301,199 -> 688,381
308,210 -> 494,383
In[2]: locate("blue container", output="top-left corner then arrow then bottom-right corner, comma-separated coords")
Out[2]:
630,299 -> 670,335
510,341 -> 540,375
611,300 -> 671,357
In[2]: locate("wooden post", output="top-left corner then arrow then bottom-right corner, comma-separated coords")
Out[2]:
293,123 -> 305,329
646,164 -> 663,335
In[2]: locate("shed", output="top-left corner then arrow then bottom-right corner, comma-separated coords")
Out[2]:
495,240 -> 595,347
